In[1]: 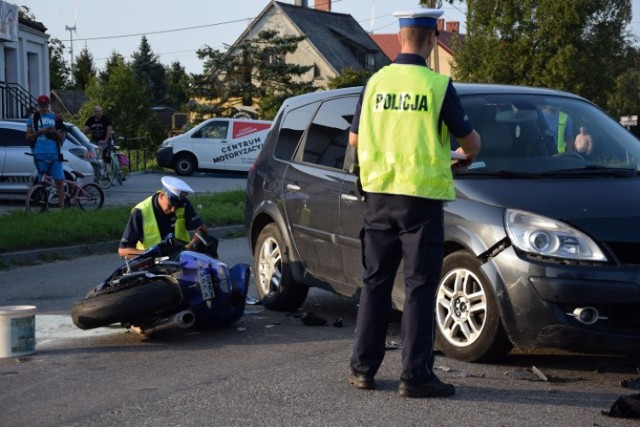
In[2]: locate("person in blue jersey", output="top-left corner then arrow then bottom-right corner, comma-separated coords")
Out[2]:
347,8 -> 481,398
26,95 -> 67,209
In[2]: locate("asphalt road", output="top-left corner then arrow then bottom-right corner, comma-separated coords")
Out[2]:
1,240 -> 640,426
1,172 -> 640,426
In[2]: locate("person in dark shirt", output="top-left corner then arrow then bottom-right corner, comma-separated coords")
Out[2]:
82,105 -> 113,159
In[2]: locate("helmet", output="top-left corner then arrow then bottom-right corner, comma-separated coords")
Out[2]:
37,95 -> 50,105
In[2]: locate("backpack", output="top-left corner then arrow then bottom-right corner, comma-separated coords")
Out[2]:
603,393 -> 640,418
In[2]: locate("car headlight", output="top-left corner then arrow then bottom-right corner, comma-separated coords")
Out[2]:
505,209 -> 607,262
162,140 -> 173,148
68,148 -> 88,160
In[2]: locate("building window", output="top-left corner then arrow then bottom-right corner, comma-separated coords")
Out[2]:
364,53 -> 375,70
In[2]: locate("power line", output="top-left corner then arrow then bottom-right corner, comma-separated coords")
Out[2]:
59,17 -> 253,43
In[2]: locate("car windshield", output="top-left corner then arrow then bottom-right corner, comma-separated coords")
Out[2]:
455,93 -> 640,176
66,123 -> 92,145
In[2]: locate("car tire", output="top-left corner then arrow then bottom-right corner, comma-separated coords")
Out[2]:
71,277 -> 182,330
435,251 -> 513,363
174,153 -> 196,176
254,223 -> 308,311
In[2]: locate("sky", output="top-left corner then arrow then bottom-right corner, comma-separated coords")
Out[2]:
17,0 -> 640,75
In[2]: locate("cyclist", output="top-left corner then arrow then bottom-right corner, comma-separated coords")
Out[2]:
26,95 -> 67,209
82,105 -> 113,162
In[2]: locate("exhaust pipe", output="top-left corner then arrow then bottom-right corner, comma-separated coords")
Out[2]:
137,310 -> 196,335
567,306 -> 607,325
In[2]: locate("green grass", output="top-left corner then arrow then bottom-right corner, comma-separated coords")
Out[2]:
0,190 -> 246,253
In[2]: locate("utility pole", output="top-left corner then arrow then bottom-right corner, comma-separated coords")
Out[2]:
65,24 -> 76,76
369,0 -> 375,33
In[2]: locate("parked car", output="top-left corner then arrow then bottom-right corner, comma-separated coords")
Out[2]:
156,118 -> 272,175
64,123 -> 101,177
245,84 -> 640,362
0,120 -> 95,193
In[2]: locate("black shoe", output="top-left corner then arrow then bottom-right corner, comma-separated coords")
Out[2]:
347,372 -> 375,390
398,376 -> 455,398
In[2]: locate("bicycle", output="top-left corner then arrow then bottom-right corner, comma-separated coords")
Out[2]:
25,153 -> 105,212
98,138 -> 123,189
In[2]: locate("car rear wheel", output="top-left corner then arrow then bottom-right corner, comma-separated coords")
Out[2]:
435,251 -> 512,362
174,153 -> 196,176
254,223 -> 308,311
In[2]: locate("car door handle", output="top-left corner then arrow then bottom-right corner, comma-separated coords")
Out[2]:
287,184 -> 301,192
341,193 -> 359,202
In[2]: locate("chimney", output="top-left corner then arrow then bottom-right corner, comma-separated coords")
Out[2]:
437,18 -> 444,33
294,0 -> 309,7
315,0 -> 331,11
445,21 -> 459,34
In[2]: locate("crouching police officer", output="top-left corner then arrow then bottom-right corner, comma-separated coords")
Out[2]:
118,176 -> 208,258
347,7 -> 481,398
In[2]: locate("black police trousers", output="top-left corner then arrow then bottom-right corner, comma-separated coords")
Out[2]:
350,192 -> 444,382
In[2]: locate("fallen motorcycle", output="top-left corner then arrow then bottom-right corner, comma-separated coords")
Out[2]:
71,232 -> 250,336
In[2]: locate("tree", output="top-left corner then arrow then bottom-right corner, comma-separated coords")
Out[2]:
73,47 -> 96,90
82,61 -> 163,149
49,38 -> 71,90
327,67 -> 372,89
165,61 -> 190,110
452,0 -> 634,109
193,29 -> 314,120
130,36 -> 167,105
99,51 -> 127,84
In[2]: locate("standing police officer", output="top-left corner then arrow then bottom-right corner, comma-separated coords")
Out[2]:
347,7 -> 481,398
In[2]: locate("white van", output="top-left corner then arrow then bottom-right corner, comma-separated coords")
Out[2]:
156,118 -> 272,175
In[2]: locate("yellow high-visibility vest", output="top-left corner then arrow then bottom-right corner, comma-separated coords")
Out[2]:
358,64 -> 454,200
134,192 -> 189,250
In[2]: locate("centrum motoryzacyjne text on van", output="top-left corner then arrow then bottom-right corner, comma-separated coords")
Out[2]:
213,136 -> 263,163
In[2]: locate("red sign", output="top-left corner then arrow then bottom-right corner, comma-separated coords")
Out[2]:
232,121 -> 271,139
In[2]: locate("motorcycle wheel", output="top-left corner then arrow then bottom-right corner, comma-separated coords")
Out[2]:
71,277 -> 182,330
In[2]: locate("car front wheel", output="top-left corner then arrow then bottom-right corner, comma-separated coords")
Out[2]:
254,223 -> 308,311
174,153 -> 196,176
435,251 -> 512,363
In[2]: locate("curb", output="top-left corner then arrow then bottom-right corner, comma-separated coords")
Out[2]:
0,224 -> 245,269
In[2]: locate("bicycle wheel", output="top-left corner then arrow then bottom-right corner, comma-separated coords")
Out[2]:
99,162 -> 113,189
114,161 -> 123,185
25,184 -> 48,212
76,183 -> 105,210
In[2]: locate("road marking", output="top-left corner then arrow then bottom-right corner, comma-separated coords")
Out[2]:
35,315 -> 125,347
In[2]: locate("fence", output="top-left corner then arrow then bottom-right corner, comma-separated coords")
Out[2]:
116,136 -> 157,172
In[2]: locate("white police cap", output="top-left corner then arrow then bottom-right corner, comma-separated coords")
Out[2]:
161,176 -> 194,207
393,8 -> 444,29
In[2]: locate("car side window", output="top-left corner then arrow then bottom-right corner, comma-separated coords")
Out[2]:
197,121 -> 229,140
274,101 -> 320,160
0,128 -> 27,147
301,96 -> 357,169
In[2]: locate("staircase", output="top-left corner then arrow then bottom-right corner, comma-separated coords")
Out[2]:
0,82 -> 36,119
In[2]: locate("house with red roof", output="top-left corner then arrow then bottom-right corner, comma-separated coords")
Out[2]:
370,19 -> 464,77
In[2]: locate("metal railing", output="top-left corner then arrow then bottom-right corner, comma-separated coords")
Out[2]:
0,82 -> 36,119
